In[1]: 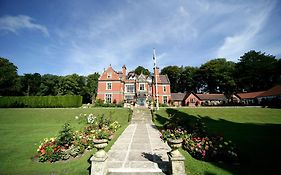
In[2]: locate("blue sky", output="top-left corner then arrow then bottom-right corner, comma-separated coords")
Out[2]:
0,0 -> 281,75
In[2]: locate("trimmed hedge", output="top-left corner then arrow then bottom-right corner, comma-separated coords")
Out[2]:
0,95 -> 82,108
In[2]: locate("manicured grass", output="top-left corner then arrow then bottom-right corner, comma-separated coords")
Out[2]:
154,107 -> 281,175
0,108 -> 130,175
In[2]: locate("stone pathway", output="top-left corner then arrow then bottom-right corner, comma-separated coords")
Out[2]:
107,108 -> 171,175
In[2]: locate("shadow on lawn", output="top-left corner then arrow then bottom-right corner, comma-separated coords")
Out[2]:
154,108 -> 281,175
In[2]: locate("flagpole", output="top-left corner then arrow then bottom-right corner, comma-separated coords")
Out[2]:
153,48 -> 159,110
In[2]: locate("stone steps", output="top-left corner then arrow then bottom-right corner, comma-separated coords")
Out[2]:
107,109 -> 170,175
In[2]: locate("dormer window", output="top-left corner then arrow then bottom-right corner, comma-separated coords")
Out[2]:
107,73 -> 112,79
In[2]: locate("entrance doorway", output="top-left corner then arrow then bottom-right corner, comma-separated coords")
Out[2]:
137,97 -> 146,106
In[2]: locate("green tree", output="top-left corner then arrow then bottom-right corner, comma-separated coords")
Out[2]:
58,74 -> 85,95
134,66 -> 150,75
85,73 -> 100,103
0,57 -> 21,95
161,66 -> 182,92
38,74 -> 60,96
179,66 -> 198,92
198,58 -> 236,94
235,50 -> 280,92
20,73 -> 42,96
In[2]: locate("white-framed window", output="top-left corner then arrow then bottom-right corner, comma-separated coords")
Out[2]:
163,85 -> 167,92
163,96 -> 168,104
105,94 -> 112,103
139,83 -> 145,91
106,82 -> 112,90
126,85 -> 135,93
107,73 -> 112,79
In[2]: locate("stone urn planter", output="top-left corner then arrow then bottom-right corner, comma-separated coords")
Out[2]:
167,138 -> 183,157
93,139 -> 108,158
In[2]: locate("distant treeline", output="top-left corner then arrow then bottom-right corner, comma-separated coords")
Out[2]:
0,57 -> 99,103
1,50 -> 281,103
161,50 -> 281,95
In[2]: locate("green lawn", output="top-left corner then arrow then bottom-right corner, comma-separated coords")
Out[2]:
154,107 -> 281,175
0,108 -> 130,175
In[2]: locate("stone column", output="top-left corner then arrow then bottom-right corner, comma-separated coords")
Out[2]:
168,152 -> 186,175
90,154 -> 108,175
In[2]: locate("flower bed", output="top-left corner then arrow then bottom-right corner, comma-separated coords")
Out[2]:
160,118 -> 239,163
35,113 -> 121,162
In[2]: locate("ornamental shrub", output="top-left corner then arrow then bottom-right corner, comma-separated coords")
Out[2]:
57,123 -> 73,147
37,138 -> 62,162
160,116 -> 239,163
35,114 -> 122,162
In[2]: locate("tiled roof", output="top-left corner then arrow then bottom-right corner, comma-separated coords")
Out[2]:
258,85 -> 281,97
171,93 -> 186,101
159,75 -> 170,84
237,91 -> 265,99
196,94 -> 227,101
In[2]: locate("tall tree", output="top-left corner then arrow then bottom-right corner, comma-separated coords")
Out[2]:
20,73 -> 42,96
0,57 -> 21,95
134,66 -> 150,75
179,66 -> 198,92
198,58 -> 236,94
235,50 -> 280,92
38,74 -> 60,96
85,73 -> 100,103
161,66 -> 182,92
58,74 -> 85,95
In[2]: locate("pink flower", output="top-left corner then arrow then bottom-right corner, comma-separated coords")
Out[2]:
202,150 -> 206,157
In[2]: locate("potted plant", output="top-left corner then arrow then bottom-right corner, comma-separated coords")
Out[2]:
160,128 -> 184,157
93,129 -> 110,158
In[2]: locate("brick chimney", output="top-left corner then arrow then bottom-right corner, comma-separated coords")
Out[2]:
122,65 -> 126,79
154,67 -> 160,82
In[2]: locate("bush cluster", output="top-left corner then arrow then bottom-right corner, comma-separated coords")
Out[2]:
94,99 -> 124,107
35,113 -> 121,162
160,118 -> 239,164
0,95 -> 82,108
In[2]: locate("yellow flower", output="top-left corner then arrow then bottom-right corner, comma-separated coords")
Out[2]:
50,137 -> 55,142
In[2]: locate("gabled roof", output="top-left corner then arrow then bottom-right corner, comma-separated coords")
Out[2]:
98,66 -> 121,81
159,75 -> 170,84
171,93 -> 186,101
137,73 -> 147,82
196,93 -> 227,101
258,85 -> 281,97
237,91 -> 265,99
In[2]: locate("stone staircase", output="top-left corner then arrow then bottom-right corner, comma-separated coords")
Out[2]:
107,108 -> 171,175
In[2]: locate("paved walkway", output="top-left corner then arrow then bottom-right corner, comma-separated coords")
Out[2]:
107,108 -> 171,175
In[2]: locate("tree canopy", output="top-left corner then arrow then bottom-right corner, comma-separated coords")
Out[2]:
235,50 -> 280,91
161,51 -> 280,94
197,58 -> 236,94
0,57 -> 20,96
0,50 -> 280,101
161,66 -> 198,93
134,66 -> 150,75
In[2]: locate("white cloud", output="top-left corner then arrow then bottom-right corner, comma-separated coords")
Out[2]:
0,15 -> 49,36
50,1 -> 197,74
216,1 -> 275,60
20,0 -> 279,75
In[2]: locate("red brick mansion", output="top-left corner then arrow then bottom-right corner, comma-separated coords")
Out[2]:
96,65 -> 171,107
